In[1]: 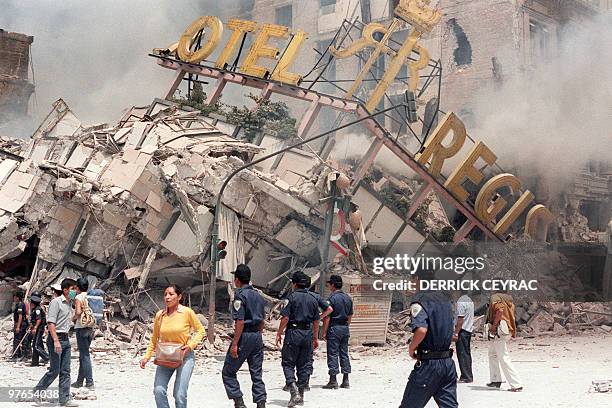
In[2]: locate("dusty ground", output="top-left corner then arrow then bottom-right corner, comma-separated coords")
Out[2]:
1,334 -> 611,407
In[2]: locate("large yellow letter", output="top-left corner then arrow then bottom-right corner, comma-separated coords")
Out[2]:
474,174 -> 521,226
493,190 -> 534,237
444,141 -> 497,203
415,112 -> 467,178
177,16 -> 223,63
270,30 -> 308,85
524,205 -> 554,241
241,24 -> 290,78
215,19 -> 258,69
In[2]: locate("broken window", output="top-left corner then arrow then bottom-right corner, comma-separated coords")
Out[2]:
529,19 -> 551,61
275,5 -> 293,27
448,18 -> 472,67
320,0 -> 336,15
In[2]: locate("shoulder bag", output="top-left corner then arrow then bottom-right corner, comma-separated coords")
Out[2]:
153,311 -> 186,369
79,295 -> 96,328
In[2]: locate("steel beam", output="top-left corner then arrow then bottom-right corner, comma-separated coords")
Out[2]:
354,106 -> 502,242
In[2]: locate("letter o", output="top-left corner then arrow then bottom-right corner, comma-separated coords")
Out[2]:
177,16 -> 223,63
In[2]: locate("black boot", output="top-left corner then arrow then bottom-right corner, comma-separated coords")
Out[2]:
256,401 -> 266,408
303,379 -> 310,391
322,375 -> 339,389
298,386 -> 305,406
283,384 -> 290,392
340,373 -> 350,389
287,383 -> 303,407
233,396 -> 247,408
486,382 -> 502,388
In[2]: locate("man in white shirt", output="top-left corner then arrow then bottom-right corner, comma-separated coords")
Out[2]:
453,293 -> 474,383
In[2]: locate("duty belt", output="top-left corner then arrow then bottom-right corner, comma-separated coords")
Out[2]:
416,349 -> 453,360
243,325 -> 261,333
329,320 -> 348,327
288,322 -> 311,330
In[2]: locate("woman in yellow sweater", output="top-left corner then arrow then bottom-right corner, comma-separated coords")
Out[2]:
140,285 -> 205,408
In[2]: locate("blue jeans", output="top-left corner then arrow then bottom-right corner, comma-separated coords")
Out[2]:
75,328 -> 94,385
153,351 -> 195,408
35,333 -> 71,404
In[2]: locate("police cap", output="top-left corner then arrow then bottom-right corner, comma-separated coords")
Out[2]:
232,264 -> 251,283
291,271 -> 310,287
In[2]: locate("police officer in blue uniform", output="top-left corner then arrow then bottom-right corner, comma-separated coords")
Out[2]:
300,275 -> 333,392
399,290 -> 458,408
276,271 -> 323,407
11,291 -> 28,360
29,291 -> 49,367
222,264 -> 267,408
322,275 -> 353,390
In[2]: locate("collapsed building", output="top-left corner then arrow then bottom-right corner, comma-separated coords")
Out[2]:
1,2 -> 611,352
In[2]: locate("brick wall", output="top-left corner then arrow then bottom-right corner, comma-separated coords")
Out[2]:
0,30 -> 33,79
0,30 -> 34,118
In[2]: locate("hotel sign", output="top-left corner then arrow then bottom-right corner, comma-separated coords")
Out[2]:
157,0 -> 553,240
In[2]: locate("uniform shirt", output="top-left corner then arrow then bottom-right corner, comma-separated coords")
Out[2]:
455,295 -> 474,333
145,305 -> 206,359
30,305 -> 46,327
281,289 -> 321,324
309,290 -> 331,311
232,285 -> 266,328
13,301 -> 27,325
47,295 -> 73,333
327,290 -> 353,324
410,291 -> 453,352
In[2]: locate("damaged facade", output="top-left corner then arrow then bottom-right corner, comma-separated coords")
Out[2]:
0,29 -> 34,125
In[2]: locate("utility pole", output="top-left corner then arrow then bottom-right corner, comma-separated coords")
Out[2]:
319,174 -> 339,296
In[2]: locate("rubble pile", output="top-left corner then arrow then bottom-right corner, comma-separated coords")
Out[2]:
520,302 -> 612,336
0,98 -> 373,332
558,209 -> 600,242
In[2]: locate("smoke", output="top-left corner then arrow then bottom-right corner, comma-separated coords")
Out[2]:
0,0 -> 243,126
470,15 -> 612,187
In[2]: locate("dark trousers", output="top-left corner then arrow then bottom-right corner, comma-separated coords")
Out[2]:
23,331 -> 33,358
75,328 -> 94,385
326,325 -> 351,375
32,326 -> 49,365
12,325 -> 27,357
35,333 -> 71,404
456,329 -> 473,382
399,358 -> 458,408
222,332 -> 267,403
281,329 -> 313,388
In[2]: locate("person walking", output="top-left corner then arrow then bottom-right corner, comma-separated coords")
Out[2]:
140,284 -> 205,408
29,291 -> 49,367
222,264 -> 267,408
486,292 -> 523,392
399,290 -> 458,408
322,275 -> 353,390
453,292 -> 474,383
34,278 -> 79,407
72,277 -> 96,389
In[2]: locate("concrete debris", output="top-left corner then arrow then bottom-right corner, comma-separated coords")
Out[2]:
0,96 -> 608,353
589,380 -> 612,393
0,98 -> 375,332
